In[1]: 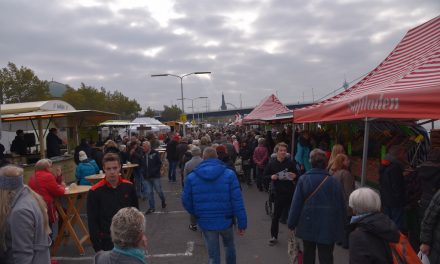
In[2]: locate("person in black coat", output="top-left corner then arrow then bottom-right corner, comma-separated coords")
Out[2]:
10,130 -> 27,155
239,141 -> 253,185
264,142 -> 297,246
348,188 -> 400,264
74,138 -> 92,164
418,148 -> 440,215
166,136 -> 179,182
90,141 -> 104,170
141,141 -> 166,214
379,145 -> 406,230
46,128 -> 63,158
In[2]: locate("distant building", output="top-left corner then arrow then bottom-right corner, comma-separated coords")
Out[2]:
220,93 -> 227,110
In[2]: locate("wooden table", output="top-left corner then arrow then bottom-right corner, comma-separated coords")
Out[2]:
85,174 -> 105,185
51,185 -> 91,256
122,163 -> 139,180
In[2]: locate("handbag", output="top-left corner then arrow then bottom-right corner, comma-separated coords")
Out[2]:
418,251 -> 430,264
287,230 -> 303,264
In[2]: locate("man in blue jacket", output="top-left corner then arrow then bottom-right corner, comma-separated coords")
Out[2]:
182,147 -> 247,264
288,149 -> 346,264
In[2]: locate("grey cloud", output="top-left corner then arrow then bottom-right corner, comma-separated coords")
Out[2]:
0,0 -> 438,111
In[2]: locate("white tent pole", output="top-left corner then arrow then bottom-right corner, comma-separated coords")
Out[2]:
360,118 -> 370,186
38,119 -> 45,159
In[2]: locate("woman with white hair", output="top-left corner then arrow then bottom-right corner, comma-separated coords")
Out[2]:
0,165 -> 51,263
28,159 -> 65,230
348,188 -> 399,263
95,207 -> 148,264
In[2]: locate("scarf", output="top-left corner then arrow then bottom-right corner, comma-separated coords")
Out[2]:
113,245 -> 147,264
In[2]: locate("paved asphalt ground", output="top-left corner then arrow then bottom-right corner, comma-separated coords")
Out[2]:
53,174 -> 349,264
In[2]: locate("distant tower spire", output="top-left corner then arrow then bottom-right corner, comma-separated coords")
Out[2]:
221,93 -> 227,110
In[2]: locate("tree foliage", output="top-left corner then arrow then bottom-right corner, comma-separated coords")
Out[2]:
161,104 -> 182,121
0,62 -> 51,103
142,106 -> 156,117
62,83 -> 141,119
0,62 -> 142,119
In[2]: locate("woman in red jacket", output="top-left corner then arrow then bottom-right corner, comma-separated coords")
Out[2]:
29,159 -> 65,231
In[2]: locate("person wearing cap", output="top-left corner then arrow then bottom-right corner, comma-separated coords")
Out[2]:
94,207 -> 148,264
0,165 -> 52,264
46,128 -> 64,158
76,150 -> 100,185
183,146 -> 203,231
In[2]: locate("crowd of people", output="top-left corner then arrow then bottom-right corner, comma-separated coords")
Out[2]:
0,126 -> 440,264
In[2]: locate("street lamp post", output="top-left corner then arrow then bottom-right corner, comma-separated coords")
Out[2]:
178,96 -> 208,124
151,72 -> 211,136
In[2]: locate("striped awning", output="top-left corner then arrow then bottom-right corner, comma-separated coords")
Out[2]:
243,94 -> 290,124
294,15 -> 440,123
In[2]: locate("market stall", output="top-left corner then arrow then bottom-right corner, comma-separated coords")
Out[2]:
242,94 -> 291,124
129,117 -> 171,136
1,100 -> 117,183
294,16 -> 440,185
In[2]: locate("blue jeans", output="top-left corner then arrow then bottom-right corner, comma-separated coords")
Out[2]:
383,206 -> 404,231
168,160 -> 177,182
202,227 -> 236,264
145,178 -> 165,209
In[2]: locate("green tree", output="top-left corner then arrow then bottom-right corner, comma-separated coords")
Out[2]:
106,90 -> 141,119
61,83 -> 141,119
143,106 -> 156,117
0,62 -> 51,103
161,104 -> 182,121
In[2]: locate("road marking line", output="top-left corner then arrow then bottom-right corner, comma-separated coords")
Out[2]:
80,210 -> 186,218
152,210 -> 186,214
150,241 -> 194,257
51,241 -> 195,261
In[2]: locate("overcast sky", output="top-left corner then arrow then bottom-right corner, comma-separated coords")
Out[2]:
0,0 -> 438,113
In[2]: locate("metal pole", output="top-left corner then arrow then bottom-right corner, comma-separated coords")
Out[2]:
180,77 -> 186,137
360,118 -> 370,186
180,77 -> 184,113
192,100 -> 194,122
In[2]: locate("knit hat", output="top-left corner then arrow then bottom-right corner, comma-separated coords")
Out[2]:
79,151 -> 88,161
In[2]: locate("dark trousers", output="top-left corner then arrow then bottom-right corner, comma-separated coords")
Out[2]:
256,167 -> 265,190
93,236 -> 113,252
383,206 -> 404,231
303,240 -> 334,264
271,197 -> 291,239
243,164 -> 251,183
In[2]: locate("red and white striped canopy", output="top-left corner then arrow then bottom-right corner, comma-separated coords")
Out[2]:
294,15 -> 440,123
243,94 -> 290,124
